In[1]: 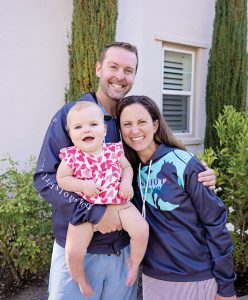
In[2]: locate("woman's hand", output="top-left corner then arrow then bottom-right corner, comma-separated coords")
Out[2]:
198,161 -> 216,190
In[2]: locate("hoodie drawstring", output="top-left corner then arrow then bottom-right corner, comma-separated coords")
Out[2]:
138,160 -> 152,219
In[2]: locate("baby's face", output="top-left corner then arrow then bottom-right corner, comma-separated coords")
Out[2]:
67,105 -> 106,155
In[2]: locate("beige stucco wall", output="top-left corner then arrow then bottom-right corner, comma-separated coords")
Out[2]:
0,0 -> 216,164
116,0 -> 216,153
0,0 -> 72,162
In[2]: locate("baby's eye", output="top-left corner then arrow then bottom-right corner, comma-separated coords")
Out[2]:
74,125 -> 82,129
90,123 -> 98,127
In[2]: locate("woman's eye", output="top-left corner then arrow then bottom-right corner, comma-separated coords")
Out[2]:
123,123 -> 131,128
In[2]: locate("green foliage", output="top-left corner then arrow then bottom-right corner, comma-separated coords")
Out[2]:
66,0 -> 118,102
204,0 -> 247,149
199,106 -> 248,273
0,157 -> 53,283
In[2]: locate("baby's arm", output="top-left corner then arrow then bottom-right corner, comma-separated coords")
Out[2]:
119,155 -> 134,200
56,159 -> 102,197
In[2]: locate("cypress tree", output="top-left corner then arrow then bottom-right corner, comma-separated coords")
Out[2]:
204,0 -> 247,149
66,0 -> 118,102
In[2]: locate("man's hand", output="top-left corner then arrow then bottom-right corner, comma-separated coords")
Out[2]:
198,161 -> 216,190
94,203 -> 130,234
215,294 -> 237,300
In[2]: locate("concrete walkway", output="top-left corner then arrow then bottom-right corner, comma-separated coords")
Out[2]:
238,296 -> 248,300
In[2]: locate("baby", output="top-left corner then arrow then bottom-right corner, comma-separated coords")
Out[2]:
56,101 -> 149,296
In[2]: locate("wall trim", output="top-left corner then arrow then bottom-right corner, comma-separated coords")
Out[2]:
155,34 -> 209,49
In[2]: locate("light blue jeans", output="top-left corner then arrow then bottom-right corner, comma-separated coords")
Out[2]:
48,242 -> 137,300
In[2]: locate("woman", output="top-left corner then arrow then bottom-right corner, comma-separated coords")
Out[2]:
117,95 -> 236,300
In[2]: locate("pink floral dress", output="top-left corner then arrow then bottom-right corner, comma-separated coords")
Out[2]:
59,142 -> 126,204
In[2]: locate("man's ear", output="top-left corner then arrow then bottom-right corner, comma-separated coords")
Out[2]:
95,61 -> 101,78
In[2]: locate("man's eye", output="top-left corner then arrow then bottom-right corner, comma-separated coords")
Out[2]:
110,65 -> 117,70
125,69 -> 134,75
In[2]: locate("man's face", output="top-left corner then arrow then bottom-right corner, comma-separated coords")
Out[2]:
96,47 -> 137,101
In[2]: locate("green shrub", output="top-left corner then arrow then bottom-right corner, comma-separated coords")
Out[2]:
0,157 -> 53,283
199,105 -> 248,273
204,0 -> 247,149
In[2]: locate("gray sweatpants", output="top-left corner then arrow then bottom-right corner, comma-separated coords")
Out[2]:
142,273 -> 218,300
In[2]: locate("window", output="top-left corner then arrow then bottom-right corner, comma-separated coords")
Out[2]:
162,48 -> 194,133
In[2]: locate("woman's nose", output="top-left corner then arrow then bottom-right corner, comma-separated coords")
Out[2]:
130,124 -> 140,134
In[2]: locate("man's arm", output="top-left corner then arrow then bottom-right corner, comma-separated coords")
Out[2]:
94,204 -> 124,233
186,158 -> 236,297
33,103 -> 106,225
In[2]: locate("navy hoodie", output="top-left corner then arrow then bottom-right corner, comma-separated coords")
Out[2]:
34,93 -> 129,253
134,144 -> 236,297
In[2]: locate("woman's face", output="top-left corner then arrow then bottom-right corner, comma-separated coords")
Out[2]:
120,103 -> 159,163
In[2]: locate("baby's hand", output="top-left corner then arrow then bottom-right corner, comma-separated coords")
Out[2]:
82,180 -> 102,197
119,182 -> 134,201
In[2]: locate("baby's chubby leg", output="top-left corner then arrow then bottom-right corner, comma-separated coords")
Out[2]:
65,222 -> 94,296
119,202 -> 149,287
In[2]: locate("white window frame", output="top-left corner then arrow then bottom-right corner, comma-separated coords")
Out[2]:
162,46 -> 195,135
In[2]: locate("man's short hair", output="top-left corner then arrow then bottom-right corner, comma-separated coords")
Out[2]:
98,42 -> 138,73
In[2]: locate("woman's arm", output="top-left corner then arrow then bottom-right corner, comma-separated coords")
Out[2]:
185,157 -> 236,298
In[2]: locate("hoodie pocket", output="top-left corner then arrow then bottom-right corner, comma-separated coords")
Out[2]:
144,229 -> 211,276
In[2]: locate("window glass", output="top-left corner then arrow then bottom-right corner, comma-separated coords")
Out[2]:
164,51 -> 192,91
162,48 -> 193,133
163,94 -> 189,132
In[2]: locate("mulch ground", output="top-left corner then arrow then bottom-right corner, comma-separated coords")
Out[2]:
0,263 -> 247,299
235,273 -> 248,297
0,263 -> 48,300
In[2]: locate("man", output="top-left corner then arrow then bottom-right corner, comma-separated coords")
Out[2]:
34,42 -> 215,300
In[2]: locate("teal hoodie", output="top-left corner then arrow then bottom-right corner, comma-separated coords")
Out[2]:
134,144 -> 236,297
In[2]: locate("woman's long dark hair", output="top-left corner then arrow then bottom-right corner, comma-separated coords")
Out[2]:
116,95 -> 186,169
